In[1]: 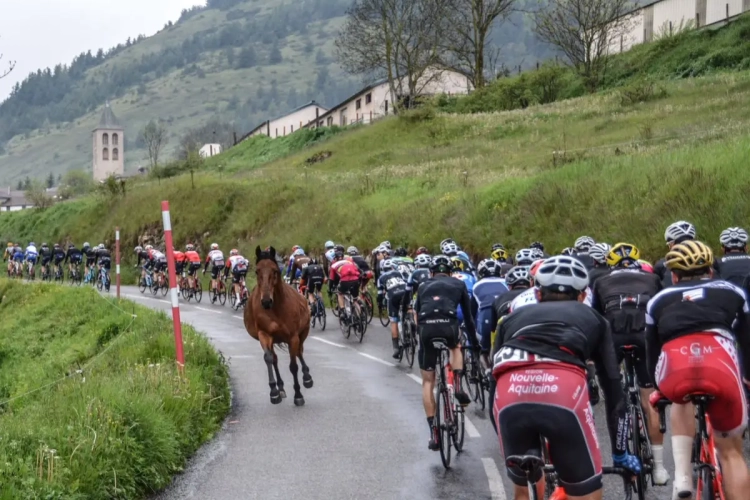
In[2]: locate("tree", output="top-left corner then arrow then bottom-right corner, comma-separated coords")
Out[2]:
16,180 -> 22,190
533,0 -> 633,91
442,0 -> 516,89
269,44 -> 283,64
46,172 -> 55,188
335,0 -> 451,114
58,169 -> 95,199
236,46 -> 256,69
25,181 -> 53,209
140,120 -> 169,168
22,177 -> 31,190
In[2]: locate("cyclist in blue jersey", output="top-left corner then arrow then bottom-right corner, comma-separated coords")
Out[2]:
473,259 -> 509,350
451,256 -> 477,325
284,246 -> 306,281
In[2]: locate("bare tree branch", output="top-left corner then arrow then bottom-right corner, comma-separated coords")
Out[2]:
0,36 -> 15,80
140,120 -> 169,169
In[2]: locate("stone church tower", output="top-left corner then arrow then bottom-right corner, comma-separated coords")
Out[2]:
93,102 -> 124,181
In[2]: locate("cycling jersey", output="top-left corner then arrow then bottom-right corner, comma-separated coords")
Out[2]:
713,252 -> 750,288
148,249 -> 166,261
65,247 -> 82,264
39,246 -> 51,264
135,250 -> 150,267
286,255 -> 311,279
204,249 -> 224,267
405,268 -> 431,295
228,255 -> 249,272
173,251 -> 186,263
12,247 -> 23,262
588,266 -> 611,287
300,263 -> 326,293
52,249 -> 66,263
184,250 -> 201,263
653,258 -> 673,288
351,255 -> 371,273
98,249 -> 112,269
509,285 -> 593,311
473,277 -> 509,345
574,252 -> 596,270
377,268 -> 410,321
324,249 -> 336,263
84,247 -> 97,264
485,288 -> 529,352
452,271 -> 476,323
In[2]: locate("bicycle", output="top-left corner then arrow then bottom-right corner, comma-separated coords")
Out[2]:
507,454 -> 635,500
656,395 -> 726,500
229,275 -> 249,311
432,338 -> 465,469
338,292 -> 366,342
69,263 -> 82,286
310,288 -> 327,330
53,262 -> 64,282
26,260 -> 36,281
461,328 -> 486,412
620,345 -> 653,500
84,263 -> 96,285
41,262 -> 51,282
153,269 -> 169,296
96,266 -> 110,292
208,276 -> 227,306
395,307 -> 418,367
182,272 -> 203,302
359,286 -> 374,324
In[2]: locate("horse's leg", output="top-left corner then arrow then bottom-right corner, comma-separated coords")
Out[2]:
298,341 -> 313,389
272,350 -> 286,398
288,336 -> 304,406
260,333 -> 282,405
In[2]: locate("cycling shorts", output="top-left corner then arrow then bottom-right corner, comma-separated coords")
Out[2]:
494,362 -> 602,496
26,255 -> 37,264
13,255 -> 23,262
337,279 -> 359,298
306,277 -> 324,294
656,333 -> 747,436
418,321 -> 459,371
154,259 -> 167,273
41,255 -> 52,265
210,264 -> 222,280
175,262 -> 184,275
188,262 -> 201,276
614,334 -> 651,389
387,289 -> 407,322
232,268 -> 247,283
53,257 -> 65,265
99,257 -> 111,270
69,255 -> 82,264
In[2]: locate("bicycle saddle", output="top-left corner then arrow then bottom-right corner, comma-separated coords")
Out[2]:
505,455 -> 545,476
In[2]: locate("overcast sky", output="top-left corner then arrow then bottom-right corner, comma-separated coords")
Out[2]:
0,0 -> 202,101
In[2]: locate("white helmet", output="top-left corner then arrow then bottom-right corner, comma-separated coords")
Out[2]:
211,243 -> 219,250
441,242 -> 459,256
505,266 -> 531,287
414,254 -> 432,268
325,240 -> 335,249
588,243 -> 611,265
381,259 -> 396,273
145,244 -> 153,251
347,246 -> 359,256
720,227 -> 748,249
477,258 -> 501,279
535,256 -> 589,292
515,248 -> 536,266
380,240 -> 392,250
574,236 -> 595,252
664,221 -> 696,243
134,246 -> 143,253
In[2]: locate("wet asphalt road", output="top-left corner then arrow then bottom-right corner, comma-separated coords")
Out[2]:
107,285 -> 749,500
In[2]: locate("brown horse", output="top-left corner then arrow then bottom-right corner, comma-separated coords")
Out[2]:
244,246 -> 313,406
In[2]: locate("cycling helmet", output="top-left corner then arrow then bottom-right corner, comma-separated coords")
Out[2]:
211,243 -> 219,250
720,227 -> 748,249
347,246 -> 359,256
380,240 -> 392,250
293,248 -> 305,256
492,243 -> 505,251
606,242 -> 641,267
574,236 -> 595,252
491,247 -> 509,262
414,254 -> 432,268
531,248 -> 545,260
505,266 -> 531,288
41,242 -> 48,247
430,254 -> 453,274
291,245 -> 301,253
98,244 -> 105,250
394,247 -> 407,257
325,240 -> 335,250
310,258 -> 318,265
588,243 -> 611,265
515,248 -> 535,266
83,242 -> 90,248
561,247 -> 577,256
6,242 -> 11,247
477,258 -> 501,279
53,243 -> 60,249
134,246 -> 142,253
186,244 -> 194,251
530,241 -> 545,252
442,242 -> 459,256
333,250 -> 345,261
450,256 -> 467,272
664,221 -> 696,244
230,249 -> 239,256
416,246 -> 429,256
145,244 -> 153,251
334,244 -> 345,253
381,259 -> 396,273
29,242 -> 35,247
440,238 -> 456,248
666,240 -> 713,272
530,258 -> 545,278
535,256 -> 589,292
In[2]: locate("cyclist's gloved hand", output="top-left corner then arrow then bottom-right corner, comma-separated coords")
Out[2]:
612,452 -> 641,474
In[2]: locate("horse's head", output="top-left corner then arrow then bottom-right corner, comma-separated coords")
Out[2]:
255,245 -> 279,309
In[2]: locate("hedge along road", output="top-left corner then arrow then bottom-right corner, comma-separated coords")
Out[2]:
113,285 -> 746,500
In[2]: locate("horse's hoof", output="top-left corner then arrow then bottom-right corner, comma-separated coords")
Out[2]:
279,389 -> 287,398
303,378 -> 313,389
270,393 -> 282,405
294,397 -> 305,407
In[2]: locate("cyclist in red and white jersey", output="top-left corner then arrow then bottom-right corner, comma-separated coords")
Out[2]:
646,240 -> 750,500
202,243 -> 225,301
225,249 -> 249,300
330,249 -> 361,324
147,245 -> 167,274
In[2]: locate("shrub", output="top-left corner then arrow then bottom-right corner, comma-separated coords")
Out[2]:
619,79 -> 669,106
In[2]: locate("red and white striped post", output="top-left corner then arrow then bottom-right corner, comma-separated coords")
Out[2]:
161,201 -> 185,370
115,227 -> 121,299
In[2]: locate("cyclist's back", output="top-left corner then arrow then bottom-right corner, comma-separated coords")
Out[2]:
405,268 -> 430,295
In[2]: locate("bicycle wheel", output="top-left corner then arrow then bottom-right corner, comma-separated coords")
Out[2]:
378,305 -> 390,327
161,278 -> 169,296
463,348 -> 479,403
437,374 -> 452,469
404,318 -> 417,368
317,297 -> 326,331
195,280 -> 203,303
181,281 -> 191,300
218,284 -> 227,305
630,405 -> 648,500
96,274 -> 103,291
353,309 -> 365,342
138,277 -> 147,294
229,287 -> 237,309
452,399 -> 465,453
329,288 -> 340,318
357,300 -> 368,336
339,311 -> 351,339
151,279 -> 159,295
362,291 -> 374,324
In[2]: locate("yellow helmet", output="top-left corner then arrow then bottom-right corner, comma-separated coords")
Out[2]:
6,242 -> 12,247
491,248 -> 508,261
666,240 -> 713,272
450,256 -> 466,272
607,242 -> 641,267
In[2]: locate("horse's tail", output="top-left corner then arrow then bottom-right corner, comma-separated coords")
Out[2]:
274,341 -> 289,353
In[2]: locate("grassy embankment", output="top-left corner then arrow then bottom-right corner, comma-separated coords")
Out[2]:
5,17 -> 750,262
0,280 -> 229,499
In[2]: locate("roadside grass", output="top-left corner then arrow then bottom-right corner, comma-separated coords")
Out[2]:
0,280 -> 229,499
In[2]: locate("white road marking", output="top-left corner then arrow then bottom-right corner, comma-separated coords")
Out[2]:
358,352 -> 395,367
232,315 -> 244,320
407,373 -> 423,384
309,336 -> 347,348
195,307 -> 222,315
482,457 -> 508,500
228,355 -> 254,359
157,299 -> 171,305
465,416 -> 480,438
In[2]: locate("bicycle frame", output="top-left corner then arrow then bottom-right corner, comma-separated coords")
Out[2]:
695,399 -> 726,499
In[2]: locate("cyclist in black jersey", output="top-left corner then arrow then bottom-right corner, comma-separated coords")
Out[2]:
300,258 -> 326,310
405,254 -> 431,297
646,240 -> 750,499
377,259 -> 411,358
492,256 -> 639,498
64,244 -> 83,274
586,242 -> 612,287
573,235 -> 596,270
653,220 -> 696,288
591,242 -> 668,485
486,266 -> 531,356
52,244 -> 66,275
713,227 -> 750,288
39,243 -> 52,276
97,245 -> 112,291
415,254 -> 478,451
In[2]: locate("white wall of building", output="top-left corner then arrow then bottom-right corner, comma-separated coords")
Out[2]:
707,0 -> 744,23
250,103 -> 327,138
93,129 -> 124,181
199,144 -> 223,158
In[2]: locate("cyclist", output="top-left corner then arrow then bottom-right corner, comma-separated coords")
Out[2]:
52,244 -> 66,278
203,243 -> 225,301
654,220 -> 696,288
587,242 -> 612,287
415,254 -> 478,450
39,243 -> 51,278
441,241 -> 460,257
490,247 -> 513,277
173,248 -> 187,278
507,259 -> 548,311
647,240 -> 750,500
331,249 -> 362,327
451,256 -> 477,328
376,258 -> 410,358
285,246 -> 309,284
714,227 -> 750,288
25,241 -> 38,278
392,247 -> 414,265
184,244 -> 202,292
573,235 -> 596,269
473,259 -> 508,354
225,249 -> 249,302
487,266 -> 533,357
405,253 -> 432,298
146,245 -> 167,281
65,243 -> 83,278
3,242 -> 13,275
590,242 -> 668,485
134,245 -> 151,283
347,246 -> 372,287
11,243 -> 24,275
97,244 -> 112,291
492,256 -> 640,500
83,242 -> 97,276
300,257 -> 326,312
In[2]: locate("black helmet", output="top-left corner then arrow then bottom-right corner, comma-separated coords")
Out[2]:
333,250 -> 345,261
334,244 -> 345,253
68,243 -> 75,249
41,242 -> 48,247
430,254 -> 453,274
394,247 -> 407,257
530,241 -> 544,251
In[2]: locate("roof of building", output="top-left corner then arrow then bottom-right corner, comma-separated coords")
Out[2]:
97,102 -> 124,130
307,79 -> 388,127
0,188 -> 32,207
241,100 -> 328,141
